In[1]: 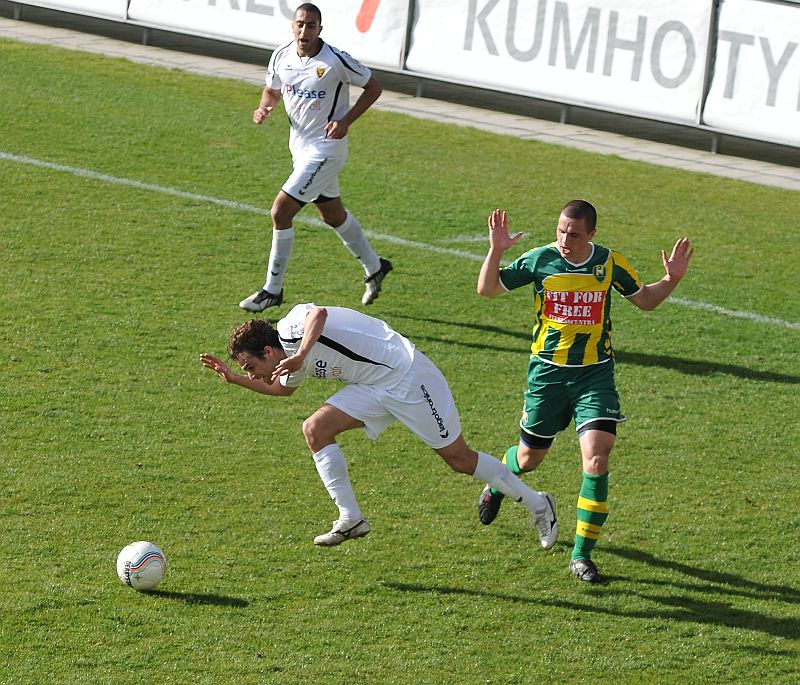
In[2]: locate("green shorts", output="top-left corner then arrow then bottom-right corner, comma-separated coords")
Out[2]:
520,357 -> 625,439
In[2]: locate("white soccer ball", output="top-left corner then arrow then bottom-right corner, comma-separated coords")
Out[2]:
116,541 -> 167,591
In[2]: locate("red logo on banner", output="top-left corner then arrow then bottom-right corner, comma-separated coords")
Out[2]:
357,0 -> 381,32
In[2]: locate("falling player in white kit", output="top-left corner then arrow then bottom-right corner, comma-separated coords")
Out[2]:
240,3 -> 392,313
201,304 -> 559,548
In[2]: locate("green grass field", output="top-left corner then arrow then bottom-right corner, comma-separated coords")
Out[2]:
1,38 -> 798,684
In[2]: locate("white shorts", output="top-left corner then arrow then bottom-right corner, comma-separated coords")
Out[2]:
282,153 -> 345,204
325,351 -> 462,450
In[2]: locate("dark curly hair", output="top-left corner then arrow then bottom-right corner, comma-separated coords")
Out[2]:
228,319 -> 281,360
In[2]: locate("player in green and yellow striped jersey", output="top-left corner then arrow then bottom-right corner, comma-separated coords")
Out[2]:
477,200 -> 693,583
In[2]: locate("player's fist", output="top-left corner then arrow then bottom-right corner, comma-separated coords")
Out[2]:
253,106 -> 273,124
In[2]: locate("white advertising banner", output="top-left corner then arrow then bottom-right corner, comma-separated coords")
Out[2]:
126,0 -> 409,69
16,0 -> 128,20
703,0 -> 800,146
406,0 -> 713,124
315,0 -> 409,69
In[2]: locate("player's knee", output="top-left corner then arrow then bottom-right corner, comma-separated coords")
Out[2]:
523,455 -> 545,470
583,453 -> 609,475
519,430 -> 553,471
301,415 -> 323,448
271,206 -> 291,227
271,195 -> 301,227
517,444 -> 548,470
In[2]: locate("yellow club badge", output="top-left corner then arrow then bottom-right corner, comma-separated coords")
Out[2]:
593,264 -> 606,282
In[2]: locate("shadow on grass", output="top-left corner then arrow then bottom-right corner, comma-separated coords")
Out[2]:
389,313 -> 799,385
602,546 -> 800,603
147,589 -> 249,607
614,350 -> 799,385
383,545 -> 800,639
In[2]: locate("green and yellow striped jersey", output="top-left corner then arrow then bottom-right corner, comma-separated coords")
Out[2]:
499,242 -> 642,366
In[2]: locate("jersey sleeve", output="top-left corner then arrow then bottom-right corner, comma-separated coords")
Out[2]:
280,367 -> 307,388
610,251 -> 643,297
331,46 -> 372,87
276,303 -> 316,387
278,303 -> 315,340
498,248 -> 540,291
265,42 -> 291,90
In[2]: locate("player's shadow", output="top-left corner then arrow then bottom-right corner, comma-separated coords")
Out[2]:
390,313 -> 800,385
148,589 -> 249,607
601,546 -> 800,603
388,313 -> 530,355
614,350 -> 799,385
383,545 -> 800,640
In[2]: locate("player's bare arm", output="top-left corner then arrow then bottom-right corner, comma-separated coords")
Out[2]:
272,307 -> 329,381
253,87 -> 282,124
477,209 -> 524,298
628,237 -> 694,311
200,353 -> 296,396
324,76 -> 382,140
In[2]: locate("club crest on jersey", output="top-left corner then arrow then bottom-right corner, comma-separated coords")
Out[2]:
316,67 -> 327,78
593,265 -> 606,282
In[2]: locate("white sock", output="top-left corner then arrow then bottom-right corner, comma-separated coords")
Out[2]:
331,211 -> 380,276
312,444 -> 363,524
473,452 -> 546,515
263,227 -> 294,293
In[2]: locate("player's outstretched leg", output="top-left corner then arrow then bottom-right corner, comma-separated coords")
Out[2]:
472,452 -> 558,549
435,434 -> 557,548
477,446 -> 538,526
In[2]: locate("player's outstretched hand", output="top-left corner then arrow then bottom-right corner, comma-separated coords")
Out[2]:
271,353 -> 304,382
488,209 -> 524,253
662,237 -> 694,281
200,354 -> 236,382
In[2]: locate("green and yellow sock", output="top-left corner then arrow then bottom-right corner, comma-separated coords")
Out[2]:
490,446 -> 533,497
571,471 -> 609,561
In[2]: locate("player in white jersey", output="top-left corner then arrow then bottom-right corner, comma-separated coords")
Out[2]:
200,304 -> 559,548
239,3 -> 393,313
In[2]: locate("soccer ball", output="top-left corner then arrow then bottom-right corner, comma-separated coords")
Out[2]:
116,541 -> 167,591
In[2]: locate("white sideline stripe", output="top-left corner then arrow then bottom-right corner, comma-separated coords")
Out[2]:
0,151 -> 272,216
669,297 -> 800,330
3,150 -> 799,331
300,215 -> 486,262
439,235 -> 488,243
0,151 -> 485,262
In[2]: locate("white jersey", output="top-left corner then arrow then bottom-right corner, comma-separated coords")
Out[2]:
266,40 -> 372,159
277,304 -> 415,389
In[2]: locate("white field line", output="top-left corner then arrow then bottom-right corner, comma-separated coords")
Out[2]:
3,150 -> 799,331
669,297 -> 800,330
438,235 -> 488,243
1,151 -> 272,216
